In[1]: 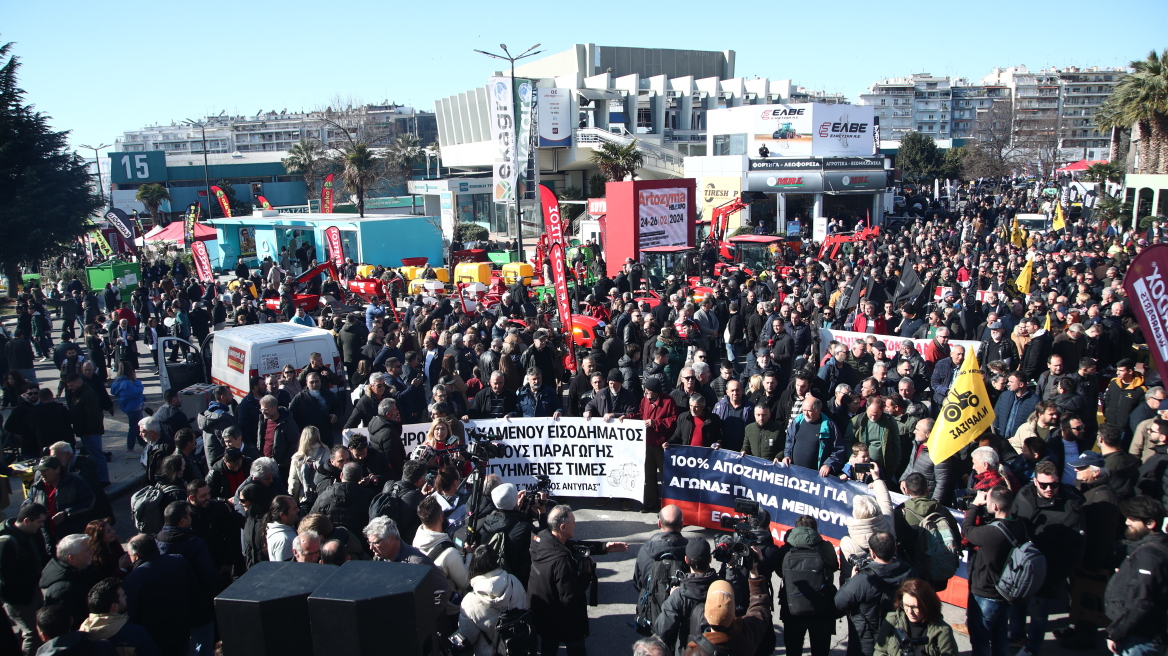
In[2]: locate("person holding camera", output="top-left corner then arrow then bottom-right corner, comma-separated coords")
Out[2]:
476,483 -> 535,587
652,537 -> 719,655
528,505 -> 627,656
871,579 -> 958,656
683,554 -> 772,656
835,531 -> 918,656
840,443 -> 882,484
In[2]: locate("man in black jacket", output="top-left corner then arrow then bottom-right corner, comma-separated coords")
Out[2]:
367,398 -> 406,480
633,505 -> 688,594
470,372 -> 518,419
583,370 -> 637,419
0,503 -> 51,654
24,456 -> 94,545
476,483 -> 535,586
652,537 -> 719,655
39,533 -> 95,631
197,386 -> 236,467
64,374 -> 109,485
1103,496 -> 1168,656
154,388 -> 191,444
186,479 -> 244,577
369,461 -> 427,544
667,395 -> 724,448
835,531 -> 917,656
289,372 -> 341,447
528,505 -> 627,656
310,462 -> 373,539
122,534 -> 196,656
963,486 -> 1028,656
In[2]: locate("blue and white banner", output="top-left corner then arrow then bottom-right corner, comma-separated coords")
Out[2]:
662,445 -> 970,606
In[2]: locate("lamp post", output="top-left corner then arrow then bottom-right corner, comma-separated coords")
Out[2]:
475,43 -> 542,263
79,143 -> 112,209
183,119 -> 214,218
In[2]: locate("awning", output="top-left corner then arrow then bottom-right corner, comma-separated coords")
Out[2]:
144,221 -> 217,242
1056,159 -> 1108,172
576,89 -> 624,103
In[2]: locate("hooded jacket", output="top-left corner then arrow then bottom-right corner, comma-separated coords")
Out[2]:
80,613 -> 160,656
682,576 -> 772,656
457,568 -> 530,656
478,508 -> 534,587
778,525 -> 840,621
1011,483 -> 1086,594
35,631 -> 116,656
265,522 -> 298,562
872,610 -> 958,656
835,558 -> 918,656
414,525 -> 470,596
41,558 -> 96,630
0,518 -> 50,605
367,416 -> 407,479
527,529 -> 589,641
197,401 -> 235,466
652,569 -> 720,656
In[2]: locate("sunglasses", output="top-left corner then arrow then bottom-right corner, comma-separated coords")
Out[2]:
1036,480 -> 1060,490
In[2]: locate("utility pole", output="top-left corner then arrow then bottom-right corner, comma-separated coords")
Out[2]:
183,118 -> 214,218
80,143 -> 112,209
475,43 -> 542,263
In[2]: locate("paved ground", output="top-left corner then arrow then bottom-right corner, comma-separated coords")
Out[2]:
1,312 -> 1106,656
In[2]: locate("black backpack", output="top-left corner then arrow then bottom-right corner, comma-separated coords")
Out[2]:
782,546 -> 836,617
634,552 -> 687,635
492,608 -> 533,656
369,481 -> 411,526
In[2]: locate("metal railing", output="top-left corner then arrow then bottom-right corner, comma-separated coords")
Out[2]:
576,128 -> 685,176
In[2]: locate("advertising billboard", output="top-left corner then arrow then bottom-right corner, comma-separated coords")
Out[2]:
708,104 -> 876,158
701,176 -> 742,224
537,87 -> 571,148
637,187 -> 689,249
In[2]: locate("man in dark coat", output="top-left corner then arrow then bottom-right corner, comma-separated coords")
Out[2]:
154,501 -> 221,654
583,370 -> 637,419
633,505 -> 688,594
288,372 -> 341,447
0,503 -> 51,654
528,506 -> 627,655
1102,496 -> 1168,656
24,456 -> 94,545
309,462 -> 374,539
470,372 -> 519,419
64,374 -> 108,485
476,483 -> 535,586
366,398 -> 407,482
667,395 -> 724,448
256,395 -> 299,480
121,535 -> 197,656
39,533 -> 96,631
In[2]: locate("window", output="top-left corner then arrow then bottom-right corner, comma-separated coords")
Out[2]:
881,98 -> 886,105
636,107 -> 652,129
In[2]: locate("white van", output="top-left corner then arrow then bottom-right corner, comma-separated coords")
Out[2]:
157,323 -> 344,401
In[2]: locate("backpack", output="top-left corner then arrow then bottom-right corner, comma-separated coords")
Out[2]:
484,530 -> 511,573
131,483 -> 183,534
691,634 -> 732,656
634,552 -> 687,635
369,482 -> 411,526
781,546 -> 836,617
904,506 -> 960,585
992,521 -> 1047,604
491,608 -> 533,656
425,539 -> 455,562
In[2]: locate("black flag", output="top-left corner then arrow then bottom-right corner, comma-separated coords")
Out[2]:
104,208 -> 139,255
893,264 -> 923,306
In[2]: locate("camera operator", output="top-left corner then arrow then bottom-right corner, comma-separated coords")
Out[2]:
685,555 -> 773,656
476,483 -> 534,586
653,538 -> 719,655
529,505 -> 627,656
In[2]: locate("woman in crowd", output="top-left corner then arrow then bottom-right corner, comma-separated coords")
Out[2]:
456,545 -> 529,656
85,518 -> 128,580
288,426 -> 329,507
873,579 -> 957,656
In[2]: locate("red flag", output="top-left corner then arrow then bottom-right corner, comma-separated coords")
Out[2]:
257,196 -> 272,210
322,174 -> 335,213
325,226 -> 345,270
539,184 -> 576,372
191,240 -> 214,283
210,185 -> 232,218
1124,244 -> 1168,383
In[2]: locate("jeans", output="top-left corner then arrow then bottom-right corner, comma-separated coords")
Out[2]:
969,594 -> 1011,656
540,636 -> 585,656
1010,592 -> 1056,654
4,597 -> 41,656
726,342 -> 739,365
78,435 -> 110,483
125,408 -> 144,451
783,616 -> 834,656
188,621 -> 215,656
1118,636 -> 1163,656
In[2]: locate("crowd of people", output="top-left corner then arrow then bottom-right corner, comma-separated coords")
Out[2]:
0,178 -> 1166,656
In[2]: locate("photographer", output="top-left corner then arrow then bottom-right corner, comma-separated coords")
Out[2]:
834,531 -> 917,656
684,558 -> 772,656
840,443 -> 882,485
476,483 -> 534,586
653,538 -> 719,655
529,505 -> 627,656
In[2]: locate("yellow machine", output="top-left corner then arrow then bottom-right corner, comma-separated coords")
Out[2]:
501,262 -> 534,285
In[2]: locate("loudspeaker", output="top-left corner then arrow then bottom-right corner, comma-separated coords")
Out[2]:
214,561 -> 336,656
308,560 -> 436,656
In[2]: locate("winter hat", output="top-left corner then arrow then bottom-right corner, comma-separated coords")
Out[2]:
491,483 -> 519,511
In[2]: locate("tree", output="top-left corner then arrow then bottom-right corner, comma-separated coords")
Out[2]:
1083,161 -> 1124,184
896,132 -> 942,182
940,147 -> 964,180
1097,49 -> 1168,174
383,133 -> 423,188
590,140 -> 644,182
557,186 -> 585,237
135,183 -> 170,225
0,41 -> 102,296
282,139 -> 325,200
961,142 -> 1011,179
588,173 -> 607,198
339,144 -> 381,218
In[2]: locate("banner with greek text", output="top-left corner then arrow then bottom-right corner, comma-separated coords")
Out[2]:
661,445 -> 969,607
1123,244 -> 1168,383
347,417 -> 646,501
818,328 -> 979,362
540,184 -> 576,372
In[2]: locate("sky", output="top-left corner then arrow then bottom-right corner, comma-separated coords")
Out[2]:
4,0 -> 1167,156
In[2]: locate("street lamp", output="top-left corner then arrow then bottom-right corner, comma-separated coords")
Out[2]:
475,43 -> 542,263
183,118 -> 214,219
79,143 -> 112,209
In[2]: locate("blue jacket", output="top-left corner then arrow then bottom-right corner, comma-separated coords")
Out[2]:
992,389 -> 1038,440
711,398 -> 754,452
110,376 -> 146,413
515,385 -> 562,418
237,393 -> 263,449
785,413 -> 846,472
365,303 -> 385,331
929,357 -> 960,406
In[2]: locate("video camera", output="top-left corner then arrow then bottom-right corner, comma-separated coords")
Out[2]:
465,438 -> 506,462
518,474 -> 553,515
567,540 -> 606,607
713,498 -> 766,571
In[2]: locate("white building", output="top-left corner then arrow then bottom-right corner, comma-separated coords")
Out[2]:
858,74 -> 951,141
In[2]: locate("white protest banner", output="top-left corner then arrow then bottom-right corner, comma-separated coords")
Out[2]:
350,417 -> 647,501
818,328 -> 979,361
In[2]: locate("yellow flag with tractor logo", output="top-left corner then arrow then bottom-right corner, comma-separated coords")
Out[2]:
927,350 -> 996,464
1015,258 -> 1034,295
1053,203 -> 1066,232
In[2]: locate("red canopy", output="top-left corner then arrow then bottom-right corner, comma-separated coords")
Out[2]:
143,221 -> 217,242
1056,159 -> 1108,173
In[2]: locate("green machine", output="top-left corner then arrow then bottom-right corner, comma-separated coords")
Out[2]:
85,260 -> 142,303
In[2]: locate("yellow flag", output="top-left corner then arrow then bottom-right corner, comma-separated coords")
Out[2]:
1011,220 -> 1026,248
1053,204 -> 1066,232
90,229 -> 113,258
1044,312 -> 1051,331
927,350 -> 996,464
1015,258 -> 1033,295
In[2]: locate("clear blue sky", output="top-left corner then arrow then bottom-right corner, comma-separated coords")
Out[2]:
4,0 -> 1166,155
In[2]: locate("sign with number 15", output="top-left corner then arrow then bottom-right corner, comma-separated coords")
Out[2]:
107,150 -> 167,184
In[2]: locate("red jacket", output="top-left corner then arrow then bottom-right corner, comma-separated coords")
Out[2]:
851,314 -> 886,335
640,394 -> 679,448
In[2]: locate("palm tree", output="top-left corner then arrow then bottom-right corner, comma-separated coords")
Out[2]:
340,144 -> 381,217
135,183 -> 170,226
590,140 -> 644,182
1096,49 -> 1168,174
282,139 -> 325,199
588,173 -> 608,198
384,133 -> 423,187
1083,161 -> 1124,184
